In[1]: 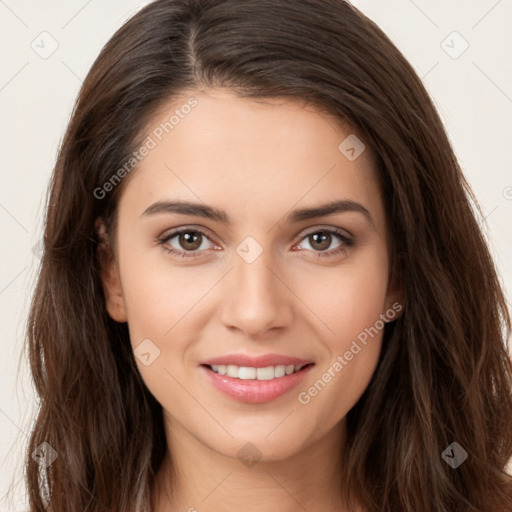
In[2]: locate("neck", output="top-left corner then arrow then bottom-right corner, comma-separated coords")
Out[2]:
151,416 -> 360,512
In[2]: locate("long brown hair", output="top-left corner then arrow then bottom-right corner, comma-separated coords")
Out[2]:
25,1 -> 512,510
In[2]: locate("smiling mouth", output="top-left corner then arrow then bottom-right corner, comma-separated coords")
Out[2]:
202,363 -> 314,380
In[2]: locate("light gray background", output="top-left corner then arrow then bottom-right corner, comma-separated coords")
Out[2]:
1,1 -> 511,509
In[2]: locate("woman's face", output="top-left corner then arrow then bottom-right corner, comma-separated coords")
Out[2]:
100,88 -> 401,461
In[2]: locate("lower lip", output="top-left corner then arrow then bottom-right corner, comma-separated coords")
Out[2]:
200,364 -> 314,404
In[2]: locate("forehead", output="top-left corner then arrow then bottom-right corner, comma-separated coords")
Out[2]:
118,88 -> 384,231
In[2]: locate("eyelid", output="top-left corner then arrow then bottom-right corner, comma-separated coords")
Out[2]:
159,224 -> 353,242
158,224 -> 354,259
291,226 -> 354,258
159,224 -> 217,243
299,225 -> 354,241
158,225 -> 219,255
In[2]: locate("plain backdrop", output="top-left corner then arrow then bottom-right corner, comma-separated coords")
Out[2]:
1,1 -> 511,509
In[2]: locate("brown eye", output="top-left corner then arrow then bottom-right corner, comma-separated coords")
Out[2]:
308,231 -> 333,251
177,231 -> 203,251
295,228 -> 354,258
159,228 -> 216,258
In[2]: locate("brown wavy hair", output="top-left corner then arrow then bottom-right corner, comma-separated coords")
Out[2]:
24,0 -> 512,510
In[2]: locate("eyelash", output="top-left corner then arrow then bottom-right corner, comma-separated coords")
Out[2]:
157,226 -> 354,259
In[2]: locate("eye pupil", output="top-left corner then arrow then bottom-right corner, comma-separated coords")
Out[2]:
310,232 -> 331,251
180,232 -> 201,250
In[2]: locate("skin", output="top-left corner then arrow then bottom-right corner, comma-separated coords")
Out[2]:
98,88 -> 403,512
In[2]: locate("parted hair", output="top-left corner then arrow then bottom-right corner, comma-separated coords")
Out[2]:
25,1 -> 512,511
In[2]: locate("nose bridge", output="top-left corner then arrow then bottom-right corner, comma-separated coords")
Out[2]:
220,236 -> 292,335
235,246 -> 275,296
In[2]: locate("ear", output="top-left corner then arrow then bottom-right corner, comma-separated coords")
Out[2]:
95,218 -> 128,323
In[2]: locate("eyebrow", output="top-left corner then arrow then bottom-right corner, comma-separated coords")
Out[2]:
141,199 -> 373,225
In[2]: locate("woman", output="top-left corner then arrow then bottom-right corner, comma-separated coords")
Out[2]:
25,0 -> 512,511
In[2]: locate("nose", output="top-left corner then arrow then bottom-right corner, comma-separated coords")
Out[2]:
219,247 -> 293,338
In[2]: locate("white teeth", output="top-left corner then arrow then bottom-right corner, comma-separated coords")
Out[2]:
209,363 -> 308,380
239,367 -> 257,379
227,365 -> 239,378
274,365 -> 286,378
256,367 -> 274,380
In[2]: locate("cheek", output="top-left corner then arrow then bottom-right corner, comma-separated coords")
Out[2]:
118,257 -> 221,406
120,268 -> 203,414
120,276 -> 203,384
300,248 -> 390,345
292,251 -> 389,418
296,335 -> 382,438
117,239 -> 215,347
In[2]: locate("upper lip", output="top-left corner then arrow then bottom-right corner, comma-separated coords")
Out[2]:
201,354 -> 314,368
